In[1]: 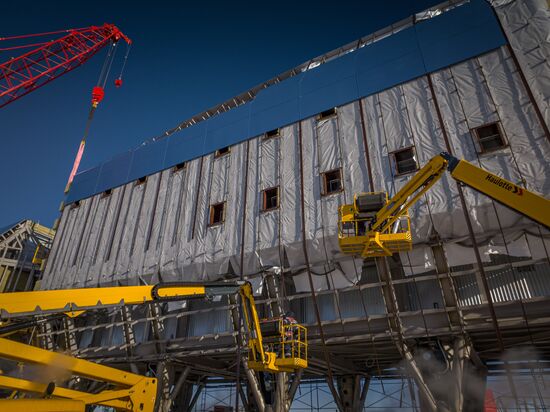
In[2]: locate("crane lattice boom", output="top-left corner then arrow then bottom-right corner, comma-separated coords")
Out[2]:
0,24 -> 130,108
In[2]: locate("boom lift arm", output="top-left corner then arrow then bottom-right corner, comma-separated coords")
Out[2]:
339,152 -> 550,258
0,281 -> 307,410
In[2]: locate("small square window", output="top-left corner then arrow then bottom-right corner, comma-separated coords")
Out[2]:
71,200 -> 81,209
101,189 -> 112,198
390,147 -> 418,176
172,162 -> 186,173
318,108 -> 337,121
262,187 -> 279,211
209,202 -> 225,226
264,128 -> 280,139
215,146 -> 231,158
322,169 -> 342,195
473,122 -> 506,153
135,176 -> 147,186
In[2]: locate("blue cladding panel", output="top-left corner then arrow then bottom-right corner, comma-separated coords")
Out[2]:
253,75 -> 301,111
416,0 -> 506,72
164,121 -> 207,168
356,52 -> 427,97
355,29 -> 426,96
95,151 -> 133,194
249,99 -> 300,137
127,139 -> 168,182
300,75 -> 358,119
67,0 -> 506,203
65,166 -> 100,204
300,53 -> 356,94
204,104 -> 251,153
250,75 -> 301,135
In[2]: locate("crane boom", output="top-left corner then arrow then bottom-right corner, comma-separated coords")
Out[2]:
339,152 -> 550,258
0,24 -> 130,108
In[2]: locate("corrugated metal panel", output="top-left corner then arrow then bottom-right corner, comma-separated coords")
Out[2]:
517,262 -> 550,298
487,267 -> 532,303
338,289 -> 365,318
453,262 -> 550,306
454,273 -> 483,307
362,287 -> 387,316
187,299 -> 230,337
416,279 -> 445,310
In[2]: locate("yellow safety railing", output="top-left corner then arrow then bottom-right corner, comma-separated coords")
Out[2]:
280,323 -> 308,362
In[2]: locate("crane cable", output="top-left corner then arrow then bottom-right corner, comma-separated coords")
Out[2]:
64,41 -> 120,194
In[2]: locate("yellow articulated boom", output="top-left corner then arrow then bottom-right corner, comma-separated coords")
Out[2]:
0,281 -> 307,411
339,152 -> 550,258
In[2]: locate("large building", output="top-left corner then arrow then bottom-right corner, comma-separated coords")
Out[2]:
40,0 -> 550,410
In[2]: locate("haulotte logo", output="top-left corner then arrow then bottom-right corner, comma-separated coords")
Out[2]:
485,174 -> 523,195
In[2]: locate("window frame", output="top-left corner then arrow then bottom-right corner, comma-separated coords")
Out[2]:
172,162 -> 186,173
209,201 -> 226,226
321,168 -> 343,196
101,189 -> 112,199
263,128 -> 281,140
215,146 -> 231,158
317,107 -> 337,121
389,146 -> 419,177
471,122 -> 507,154
135,176 -> 147,186
261,186 -> 280,212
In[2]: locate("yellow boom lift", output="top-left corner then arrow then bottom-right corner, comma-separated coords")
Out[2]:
339,152 -> 550,258
0,281 -> 307,411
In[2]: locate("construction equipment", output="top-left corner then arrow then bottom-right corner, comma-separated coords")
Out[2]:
339,152 -> 550,258
0,281 -> 307,410
0,24 -> 131,108
0,24 -> 132,193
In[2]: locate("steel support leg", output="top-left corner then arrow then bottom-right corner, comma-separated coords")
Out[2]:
337,375 -> 370,412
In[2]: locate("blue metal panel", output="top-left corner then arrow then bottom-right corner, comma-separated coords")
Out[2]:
127,139 -> 169,182
299,75 -> 358,119
300,52 -> 356,94
249,75 -> 301,135
164,121 -> 207,168
203,103 -> 251,153
65,166 -> 100,204
249,99 -> 300,137
416,0 -> 506,72
355,29 -> 427,96
95,151 -> 133,194
66,0 -> 506,203
252,74 -> 301,111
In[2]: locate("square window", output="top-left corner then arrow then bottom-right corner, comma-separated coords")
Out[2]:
215,146 -> 231,158
262,187 -> 279,211
318,107 -> 337,121
101,189 -> 112,198
135,176 -> 147,186
172,162 -> 186,173
322,169 -> 342,195
473,122 -> 506,153
390,147 -> 418,176
264,128 -> 280,139
209,202 -> 225,226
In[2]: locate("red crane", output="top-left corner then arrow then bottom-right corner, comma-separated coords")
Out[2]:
0,24 -> 132,192
0,24 -> 131,108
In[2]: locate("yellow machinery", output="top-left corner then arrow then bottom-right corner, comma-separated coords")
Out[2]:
0,281 -> 307,411
339,152 -> 550,258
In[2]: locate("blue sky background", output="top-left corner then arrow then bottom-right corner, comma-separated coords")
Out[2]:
1,0 -> 441,228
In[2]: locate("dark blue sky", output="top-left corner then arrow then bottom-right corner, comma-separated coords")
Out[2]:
1,0 -> 440,228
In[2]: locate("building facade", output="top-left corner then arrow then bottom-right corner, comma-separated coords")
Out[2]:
39,0 -> 550,410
